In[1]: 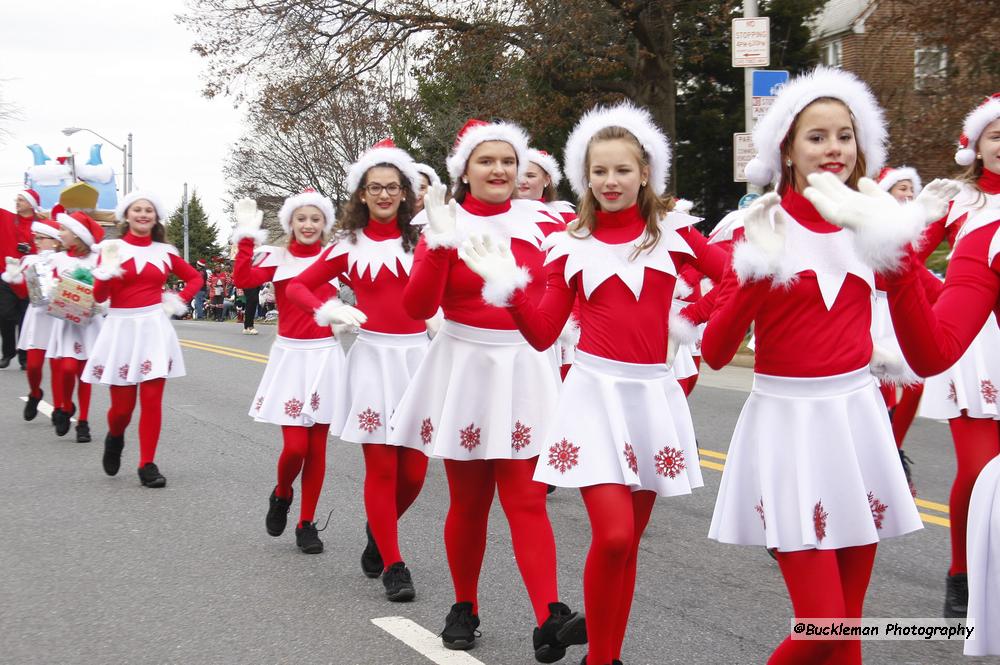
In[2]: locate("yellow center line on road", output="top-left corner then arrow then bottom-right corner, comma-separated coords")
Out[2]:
179,339 -> 268,364
179,338 -> 271,360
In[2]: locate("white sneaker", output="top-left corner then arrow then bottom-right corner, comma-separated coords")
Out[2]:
247,328 -> 259,335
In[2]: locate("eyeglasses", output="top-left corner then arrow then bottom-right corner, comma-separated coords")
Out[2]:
365,183 -> 402,196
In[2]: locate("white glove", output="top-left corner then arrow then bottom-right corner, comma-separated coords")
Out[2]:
93,241 -> 124,280
731,192 -> 786,283
315,298 -> 367,327
869,343 -> 918,385
914,178 -> 962,225
2,257 -> 24,284
423,183 -> 458,247
234,198 -> 264,231
425,309 -> 444,339
161,291 -> 189,318
459,234 -> 530,307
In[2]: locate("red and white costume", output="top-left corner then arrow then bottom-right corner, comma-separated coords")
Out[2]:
45,250 -> 104,361
8,249 -> 59,353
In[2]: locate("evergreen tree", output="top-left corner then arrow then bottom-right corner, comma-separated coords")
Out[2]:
165,190 -> 223,263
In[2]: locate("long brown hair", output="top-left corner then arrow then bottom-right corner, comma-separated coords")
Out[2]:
335,165 -> 420,252
778,97 -> 868,196
570,127 -> 674,257
116,200 -> 166,243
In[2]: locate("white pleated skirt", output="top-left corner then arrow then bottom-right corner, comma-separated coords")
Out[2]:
249,335 -> 346,427
82,304 -> 184,385
45,313 -> 104,360
709,367 -> 923,552
533,351 -> 704,497
919,313 -> 1000,421
17,304 -> 54,351
388,320 -> 560,460
965,455 -> 1000,656
334,329 -> 428,448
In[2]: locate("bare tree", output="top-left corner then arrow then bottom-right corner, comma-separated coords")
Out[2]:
0,81 -> 21,146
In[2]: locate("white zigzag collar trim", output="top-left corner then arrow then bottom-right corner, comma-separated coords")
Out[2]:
947,185 -> 1000,228
115,240 -> 177,275
413,199 -> 548,248
326,232 -> 412,280
257,245 -> 324,282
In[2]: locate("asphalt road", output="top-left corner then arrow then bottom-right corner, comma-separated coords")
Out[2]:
0,320 -> 995,665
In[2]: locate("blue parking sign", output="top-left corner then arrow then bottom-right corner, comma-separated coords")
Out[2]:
752,70 -> 789,97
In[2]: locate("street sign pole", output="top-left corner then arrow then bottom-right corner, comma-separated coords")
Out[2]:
733,2 -> 769,192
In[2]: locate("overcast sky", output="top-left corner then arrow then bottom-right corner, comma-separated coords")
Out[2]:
0,0 -> 243,236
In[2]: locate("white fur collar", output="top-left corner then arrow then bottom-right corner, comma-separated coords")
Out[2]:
257,245 -> 324,282
51,251 -> 98,273
114,240 -> 177,275
326,232 -> 412,280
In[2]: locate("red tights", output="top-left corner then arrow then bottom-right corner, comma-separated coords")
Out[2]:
677,357 -> 702,397
891,384 -> 923,448
362,444 -> 428,569
768,544 -> 877,665
24,349 -> 48,399
443,457 -> 559,625
49,357 -> 91,421
947,415 -> 1000,575
107,379 -> 166,467
580,485 -> 656,665
277,425 -> 329,525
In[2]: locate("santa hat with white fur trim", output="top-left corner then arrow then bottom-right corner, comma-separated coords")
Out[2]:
414,163 -> 442,189
446,119 -> 532,183
743,66 -> 887,188
277,189 -> 336,234
31,219 -> 62,241
345,138 -> 423,198
563,101 -> 672,198
57,211 -> 105,252
877,166 -> 923,195
526,149 -> 563,188
954,93 -> 1000,166
115,190 -> 168,222
18,189 -> 41,212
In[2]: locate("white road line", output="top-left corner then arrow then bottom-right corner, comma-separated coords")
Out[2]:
371,616 -> 488,665
18,396 -> 77,423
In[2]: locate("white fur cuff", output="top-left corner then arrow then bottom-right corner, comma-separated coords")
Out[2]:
851,204 -> 925,274
423,229 -> 460,250
314,298 -> 345,326
92,264 -> 125,281
732,240 -> 780,284
869,344 -> 921,386
558,316 -> 581,346
231,227 -> 269,246
161,292 -> 188,317
1,271 -> 24,285
480,265 -> 531,308
673,276 -> 693,299
668,311 -> 700,347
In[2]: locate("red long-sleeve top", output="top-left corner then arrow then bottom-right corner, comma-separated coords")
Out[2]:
93,232 -> 202,307
0,210 -> 37,263
232,237 -> 334,340
287,220 -> 426,335
505,204 -> 727,364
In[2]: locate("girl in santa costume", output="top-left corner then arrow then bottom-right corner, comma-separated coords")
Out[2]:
2,219 -> 62,423
807,93 -> 1000,637
83,191 -> 204,488
286,139 -> 431,597
460,102 -> 727,665
700,67 -> 939,665
667,199 -> 708,397
231,189 -> 352,554
413,163 -> 442,214
0,190 -> 41,369
388,118 -> 587,662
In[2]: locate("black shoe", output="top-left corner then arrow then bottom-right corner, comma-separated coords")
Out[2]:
266,487 -> 293,537
54,403 -> 75,437
295,521 -> 323,554
547,484 -> 557,495
138,462 -> 167,488
102,434 -> 125,476
23,390 -> 42,421
75,420 -> 91,443
899,449 -> 916,495
381,561 -> 416,602
944,573 -> 968,618
441,601 -> 480,650
361,522 -> 384,578
0,355 -> 12,369
533,601 -> 588,663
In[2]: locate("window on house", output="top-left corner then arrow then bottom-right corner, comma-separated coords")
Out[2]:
820,40 -> 842,68
914,47 -> 948,90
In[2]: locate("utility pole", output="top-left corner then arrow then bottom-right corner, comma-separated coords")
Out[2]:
182,183 -> 190,262
126,133 -> 133,193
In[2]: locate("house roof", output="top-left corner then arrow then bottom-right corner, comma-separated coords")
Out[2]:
811,0 -> 874,40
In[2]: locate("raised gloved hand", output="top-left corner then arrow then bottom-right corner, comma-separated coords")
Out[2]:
315,298 -> 368,328
232,198 -> 267,245
731,192 -> 786,282
914,178 -> 962,225
92,241 -> 124,280
2,257 -> 24,284
459,234 -> 530,307
423,183 -> 458,248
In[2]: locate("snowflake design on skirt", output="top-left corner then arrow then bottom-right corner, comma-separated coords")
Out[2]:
755,497 -> 766,529
623,443 -> 638,474
284,398 -> 303,419
868,491 -> 887,530
511,421 -> 532,452
459,424 -> 481,451
73,342 -> 83,355
813,500 -> 829,542
117,364 -> 129,380
420,418 -> 433,446
653,446 -> 686,479
547,439 -> 580,474
140,359 -> 153,376
310,392 -> 320,411
255,396 -> 264,412
358,408 -> 382,433
947,381 -> 958,405
981,380 -> 998,405
91,365 -> 105,380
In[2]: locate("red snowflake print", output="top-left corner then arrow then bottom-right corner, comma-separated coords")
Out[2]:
284,398 -> 303,419
868,491 -> 887,530
459,424 -> 482,451
310,392 -> 320,411
947,381 -> 958,405
420,418 -> 433,446
358,408 -> 382,433
653,446 -> 686,479
254,396 -> 264,412
623,443 -> 638,474
91,365 -> 104,380
73,342 -> 83,355
755,497 -> 766,529
547,439 -> 580,474
140,359 -> 153,376
117,364 -> 129,380
511,421 -> 532,452
813,500 -> 829,542
981,380 -> 998,405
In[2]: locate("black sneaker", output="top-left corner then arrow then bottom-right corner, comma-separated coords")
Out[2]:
138,462 -> 167,488
382,561 -> 416,602
102,434 -> 125,476
361,522 -> 384,578
944,573 -> 968,618
533,601 -> 588,663
295,521 -> 323,554
547,485 -> 557,495
441,601 -> 480,650
266,487 -> 293,537
0,355 -> 12,369
899,449 -> 916,496
76,420 -> 91,443
54,403 -> 75,437
23,390 -> 42,421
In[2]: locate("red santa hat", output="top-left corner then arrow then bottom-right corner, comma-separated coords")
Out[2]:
876,166 -> 923,195
277,188 -> 336,234
563,101 -> 672,197
17,189 -> 41,212
955,93 -> 1000,166
743,66 -> 887,188
526,149 -> 563,188
31,218 -> 62,241
115,190 -> 168,222
345,138 -> 423,198
445,118 -> 531,183
57,211 -> 105,252
413,163 -> 442,189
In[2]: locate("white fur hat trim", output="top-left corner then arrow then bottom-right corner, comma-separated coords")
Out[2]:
345,146 -> 422,198
445,120 -> 531,183
277,191 -> 336,234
